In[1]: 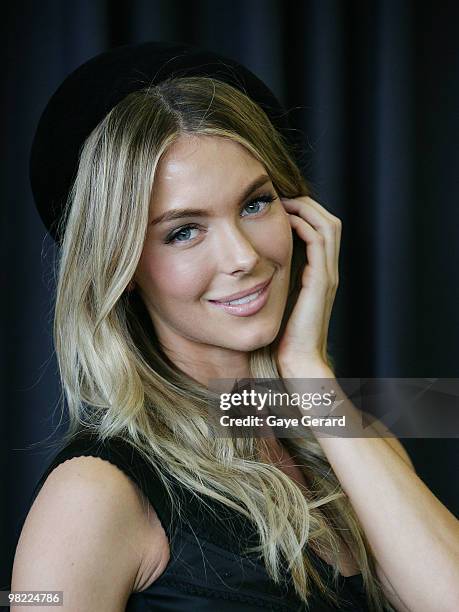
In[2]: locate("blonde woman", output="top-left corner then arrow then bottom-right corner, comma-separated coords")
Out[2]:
11,42 -> 459,612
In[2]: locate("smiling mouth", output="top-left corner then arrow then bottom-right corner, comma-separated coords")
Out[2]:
209,275 -> 273,305
207,275 -> 273,317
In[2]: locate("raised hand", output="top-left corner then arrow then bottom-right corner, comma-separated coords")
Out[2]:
276,196 -> 342,377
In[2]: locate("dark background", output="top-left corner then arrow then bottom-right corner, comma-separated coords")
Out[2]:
2,0 -> 458,590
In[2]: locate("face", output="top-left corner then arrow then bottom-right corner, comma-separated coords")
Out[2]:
133,134 -> 293,377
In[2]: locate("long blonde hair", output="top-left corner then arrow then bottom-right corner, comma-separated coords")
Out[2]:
52,76 -> 393,611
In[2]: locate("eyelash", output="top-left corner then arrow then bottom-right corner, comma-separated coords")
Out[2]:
164,193 -> 277,245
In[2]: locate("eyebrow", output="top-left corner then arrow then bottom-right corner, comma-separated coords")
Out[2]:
149,174 -> 272,226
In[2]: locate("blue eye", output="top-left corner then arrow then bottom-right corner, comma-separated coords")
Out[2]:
165,224 -> 201,244
241,194 -> 276,217
164,193 -> 277,245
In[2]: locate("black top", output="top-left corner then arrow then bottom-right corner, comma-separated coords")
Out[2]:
29,431 -> 370,611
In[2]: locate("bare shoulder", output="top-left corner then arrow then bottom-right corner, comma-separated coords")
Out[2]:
12,455 -> 170,611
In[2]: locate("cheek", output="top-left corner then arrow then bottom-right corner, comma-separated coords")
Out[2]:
139,250 -> 210,301
264,210 -> 293,263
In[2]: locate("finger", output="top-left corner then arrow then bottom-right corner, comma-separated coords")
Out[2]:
287,214 -> 328,289
282,198 -> 339,286
283,196 -> 342,270
305,198 -> 342,279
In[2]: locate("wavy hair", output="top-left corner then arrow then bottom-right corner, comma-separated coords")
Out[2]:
52,76 -> 394,611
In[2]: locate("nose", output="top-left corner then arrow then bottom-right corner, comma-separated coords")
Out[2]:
213,223 -> 260,274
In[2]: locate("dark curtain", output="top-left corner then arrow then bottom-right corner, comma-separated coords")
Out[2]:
2,0 -> 458,588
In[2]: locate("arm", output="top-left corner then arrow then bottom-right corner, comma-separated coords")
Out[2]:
359,410 -> 416,472
353,410 -> 416,611
11,455 -> 165,611
283,362 -> 459,612
276,196 -> 458,611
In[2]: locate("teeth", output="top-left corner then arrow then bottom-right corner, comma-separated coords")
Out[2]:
224,290 -> 262,306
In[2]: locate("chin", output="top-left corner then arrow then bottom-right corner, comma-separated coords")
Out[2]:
233,322 -> 280,352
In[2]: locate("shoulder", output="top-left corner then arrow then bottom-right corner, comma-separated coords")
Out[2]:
12,455 -> 170,609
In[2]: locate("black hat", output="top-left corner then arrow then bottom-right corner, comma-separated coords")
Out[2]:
30,40 -> 294,245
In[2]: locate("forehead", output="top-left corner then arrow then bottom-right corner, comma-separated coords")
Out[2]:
150,135 -> 265,208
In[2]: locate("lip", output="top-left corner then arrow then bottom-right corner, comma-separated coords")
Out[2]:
207,275 -> 273,317
209,275 -> 273,303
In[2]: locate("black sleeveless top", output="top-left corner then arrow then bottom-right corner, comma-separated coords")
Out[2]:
29,431 -> 370,611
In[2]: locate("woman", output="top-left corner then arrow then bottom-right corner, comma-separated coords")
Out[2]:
12,42 -> 459,611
